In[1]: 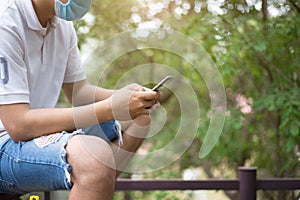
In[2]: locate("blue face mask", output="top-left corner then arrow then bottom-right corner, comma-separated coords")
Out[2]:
54,0 -> 92,21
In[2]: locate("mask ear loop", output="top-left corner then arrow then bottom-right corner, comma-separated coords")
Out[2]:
55,0 -> 71,19
60,0 -> 72,5
61,3 -> 68,19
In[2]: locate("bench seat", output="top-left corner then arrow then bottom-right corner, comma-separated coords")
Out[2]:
0,194 -> 21,200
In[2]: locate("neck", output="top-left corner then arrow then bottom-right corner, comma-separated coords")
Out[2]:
31,0 -> 55,27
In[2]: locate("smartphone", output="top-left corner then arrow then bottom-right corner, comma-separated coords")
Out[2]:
152,76 -> 173,91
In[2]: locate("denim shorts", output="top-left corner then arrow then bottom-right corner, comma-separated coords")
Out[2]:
0,121 -> 120,194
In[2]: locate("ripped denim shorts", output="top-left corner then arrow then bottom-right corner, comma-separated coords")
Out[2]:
0,120 -> 122,194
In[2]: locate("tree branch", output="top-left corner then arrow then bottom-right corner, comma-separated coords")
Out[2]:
289,0 -> 300,15
262,0 -> 268,22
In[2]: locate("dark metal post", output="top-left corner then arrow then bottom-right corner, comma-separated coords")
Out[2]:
239,167 -> 257,200
44,192 -> 50,200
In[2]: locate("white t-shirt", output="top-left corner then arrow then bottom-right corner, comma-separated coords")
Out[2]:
0,0 -> 87,131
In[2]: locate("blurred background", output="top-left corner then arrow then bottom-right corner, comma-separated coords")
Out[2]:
54,0 -> 300,199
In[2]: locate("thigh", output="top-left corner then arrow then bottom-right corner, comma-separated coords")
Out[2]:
0,132 -> 75,194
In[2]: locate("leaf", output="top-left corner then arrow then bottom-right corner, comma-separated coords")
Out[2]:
286,137 -> 295,152
232,119 -> 242,130
253,42 -> 267,52
290,124 -> 299,137
279,117 -> 289,130
295,118 -> 300,127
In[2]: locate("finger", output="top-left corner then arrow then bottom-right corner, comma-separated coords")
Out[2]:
138,87 -> 147,91
127,83 -> 144,91
138,108 -> 151,116
143,87 -> 153,92
139,91 -> 160,100
151,102 -> 160,111
144,100 -> 154,109
143,87 -> 161,99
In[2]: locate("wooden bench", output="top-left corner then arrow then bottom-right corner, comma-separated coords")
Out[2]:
0,194 -> 21,200
0,193 -> 48,200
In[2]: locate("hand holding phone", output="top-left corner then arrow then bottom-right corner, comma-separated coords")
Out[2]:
144,76 -> 173,109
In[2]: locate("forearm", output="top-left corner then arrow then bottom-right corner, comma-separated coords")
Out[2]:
72,98 -> 113,130
21,107 -> 75,140
77,84 -> 113,103
1,100 -> 114,142
93,86 -> 114,102
64,81 -> 114,106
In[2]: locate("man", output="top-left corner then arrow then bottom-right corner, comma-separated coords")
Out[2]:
0,0 -> 160,199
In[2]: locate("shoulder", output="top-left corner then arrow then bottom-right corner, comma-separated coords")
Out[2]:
0,0 -> 24,38
55,18 -> 76,34
0,0 -> 21,26
0,0 -> 13,16
0,0 -> 24,50
54,18 -> 78,46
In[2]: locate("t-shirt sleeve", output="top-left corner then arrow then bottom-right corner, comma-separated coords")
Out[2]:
63,24 -> 87,83
0,22 -> 30,105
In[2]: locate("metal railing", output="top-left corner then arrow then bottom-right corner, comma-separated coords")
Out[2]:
115,167 -> 300,200
4,167 -> 298,200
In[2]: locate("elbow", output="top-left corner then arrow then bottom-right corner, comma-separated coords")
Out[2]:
0,104 -> 35,142
8,134 -> 22,143
5,124 -> 31,142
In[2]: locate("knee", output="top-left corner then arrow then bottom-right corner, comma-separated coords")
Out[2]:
66,135 -> 116,187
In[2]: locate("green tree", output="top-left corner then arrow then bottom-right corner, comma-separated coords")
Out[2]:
71,0 -> 300,199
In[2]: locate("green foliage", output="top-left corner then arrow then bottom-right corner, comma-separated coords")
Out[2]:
70,0 -> 300,199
